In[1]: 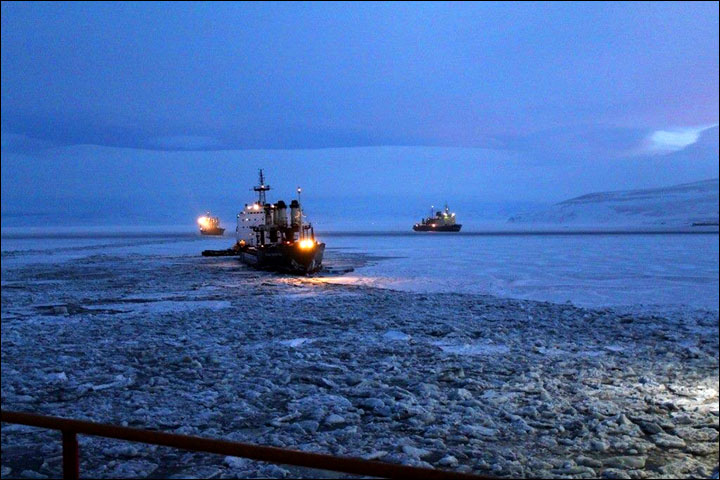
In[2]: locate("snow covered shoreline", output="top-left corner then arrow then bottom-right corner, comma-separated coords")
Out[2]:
1,250 -> 718,479
508,179 -> 719,229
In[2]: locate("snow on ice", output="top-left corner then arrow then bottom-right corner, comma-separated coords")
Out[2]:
1,232 -> 718,478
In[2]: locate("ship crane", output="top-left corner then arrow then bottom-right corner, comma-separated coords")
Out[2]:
297,186 -> 305,240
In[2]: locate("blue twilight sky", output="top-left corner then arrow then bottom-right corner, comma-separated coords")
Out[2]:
1,1 -> 719,228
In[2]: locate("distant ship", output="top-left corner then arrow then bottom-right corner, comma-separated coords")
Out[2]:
198,213 -> 225,235
413,204 -> 462,232
202,170 -> 325,274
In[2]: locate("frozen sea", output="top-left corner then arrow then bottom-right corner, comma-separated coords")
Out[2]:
325,231 -> 720,310
2,228 -> 718,311
2,226 -> 718,479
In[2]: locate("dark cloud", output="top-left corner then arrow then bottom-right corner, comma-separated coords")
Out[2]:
2,2 -> 718,153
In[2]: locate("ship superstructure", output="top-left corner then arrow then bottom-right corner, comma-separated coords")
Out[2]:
232,170 -> 325,273
413,204 -> 462,232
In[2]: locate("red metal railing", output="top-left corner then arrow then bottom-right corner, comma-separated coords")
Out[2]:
1,410 -> 492,480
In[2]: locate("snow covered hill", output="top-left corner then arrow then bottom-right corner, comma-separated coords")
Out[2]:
508,179 -> 719,227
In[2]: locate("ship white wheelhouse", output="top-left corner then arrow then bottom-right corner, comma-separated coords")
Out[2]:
236,203 -> 265,246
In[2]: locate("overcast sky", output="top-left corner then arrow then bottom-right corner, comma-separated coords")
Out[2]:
1,2 -> 718,227
2,1 -> 718,153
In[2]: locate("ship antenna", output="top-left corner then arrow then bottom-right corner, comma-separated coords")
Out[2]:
253,169 -> 271,204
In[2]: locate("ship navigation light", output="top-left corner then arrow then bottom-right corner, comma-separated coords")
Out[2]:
298,239 -> 314,249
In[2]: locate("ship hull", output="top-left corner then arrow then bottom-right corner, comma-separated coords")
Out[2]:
200,227 -> 225,236
239,243 -> 325,274
413,224 -> 462,232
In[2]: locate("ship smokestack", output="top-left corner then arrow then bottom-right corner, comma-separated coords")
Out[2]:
290,200 -> 301,227
264,203 -> 275,226
275,200 -> 288,227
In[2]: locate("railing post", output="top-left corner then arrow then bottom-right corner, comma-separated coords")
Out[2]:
62,430 -> 79,480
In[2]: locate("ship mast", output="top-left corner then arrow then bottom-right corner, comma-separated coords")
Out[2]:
253,169 -> 271,204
